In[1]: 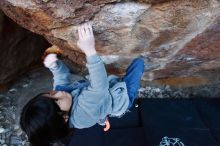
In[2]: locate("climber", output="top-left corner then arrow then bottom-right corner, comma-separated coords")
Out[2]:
20,22 -> 145,146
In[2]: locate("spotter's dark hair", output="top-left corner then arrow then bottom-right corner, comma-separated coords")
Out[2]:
20,93 -> 69,146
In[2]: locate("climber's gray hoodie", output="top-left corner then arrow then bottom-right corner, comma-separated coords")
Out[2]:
49,54 -> 129,129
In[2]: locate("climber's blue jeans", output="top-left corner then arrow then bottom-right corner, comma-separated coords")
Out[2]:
123,58 -> 145,109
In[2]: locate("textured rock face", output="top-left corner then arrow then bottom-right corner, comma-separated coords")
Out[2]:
0,0 -> 220,87
0,10 -> 50,85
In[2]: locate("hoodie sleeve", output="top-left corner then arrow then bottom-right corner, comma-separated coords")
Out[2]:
69,54 -> 109,128
49,60 -> 71,89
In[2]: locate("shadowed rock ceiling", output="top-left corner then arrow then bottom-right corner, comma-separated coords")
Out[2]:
0,0 -> 220,87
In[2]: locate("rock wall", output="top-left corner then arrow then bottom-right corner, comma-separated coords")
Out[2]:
0,10 -> 50,86
0,0 -> 220,87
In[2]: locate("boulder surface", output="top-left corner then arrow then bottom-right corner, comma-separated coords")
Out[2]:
0,0 -> 220,87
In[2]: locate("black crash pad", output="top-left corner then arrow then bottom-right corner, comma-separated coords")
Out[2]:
66,98 -> 220,146
140,98 -> 220,146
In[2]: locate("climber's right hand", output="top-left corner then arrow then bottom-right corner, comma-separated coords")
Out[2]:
77,22 -> 96,57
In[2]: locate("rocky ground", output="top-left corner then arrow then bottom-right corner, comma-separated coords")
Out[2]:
0,67 -> 220,146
